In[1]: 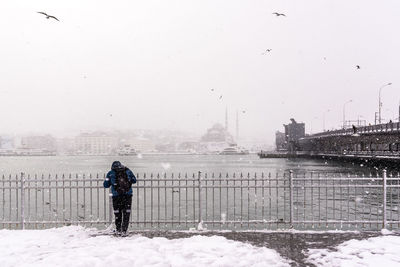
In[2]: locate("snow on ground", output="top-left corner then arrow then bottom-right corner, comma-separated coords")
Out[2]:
307,233 -> 400,267
0,226 -> 290,267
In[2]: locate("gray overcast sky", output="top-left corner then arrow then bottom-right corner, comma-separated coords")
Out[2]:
1,0 -> 399,143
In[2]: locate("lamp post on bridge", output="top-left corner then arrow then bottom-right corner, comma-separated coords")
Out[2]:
378,82 -> 392,124
343,100 -> 353,129
323,109 -> 330,132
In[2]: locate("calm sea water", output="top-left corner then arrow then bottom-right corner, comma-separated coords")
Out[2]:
0,154 -> 369,176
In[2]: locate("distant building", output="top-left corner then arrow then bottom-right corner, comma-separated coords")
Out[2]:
199,123 -> 235,153
75,132 -> 118,155
21,135 -> 57,152
201,123 -> 234,143
275,131 -> 286,151
284,118 -> 305,152
120,136 -> 156,152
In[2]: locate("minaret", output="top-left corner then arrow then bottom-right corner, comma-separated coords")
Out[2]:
236,110 -> 239,142
225,107 -> 228,131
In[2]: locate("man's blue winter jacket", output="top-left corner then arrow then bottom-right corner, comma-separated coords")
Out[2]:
103,168 -> 137,196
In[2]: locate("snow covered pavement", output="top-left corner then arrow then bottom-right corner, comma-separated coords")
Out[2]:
307,231 -> 400,267
2,226 -> 400,266
0,226 -> 290,267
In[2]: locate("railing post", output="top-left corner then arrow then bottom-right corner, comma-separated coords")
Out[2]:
197,171 -> 203,230
20,172 -> 25,230
109,192 -> 113,226
289,170 -> 293,228
382,169 -> 387,229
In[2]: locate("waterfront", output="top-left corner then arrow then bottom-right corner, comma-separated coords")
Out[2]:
0,154 -> 372,176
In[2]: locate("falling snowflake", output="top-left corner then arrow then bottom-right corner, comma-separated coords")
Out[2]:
161,163 -> 171,170
221,213 -> 226,224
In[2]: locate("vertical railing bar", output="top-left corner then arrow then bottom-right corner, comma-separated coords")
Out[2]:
268,173 -> 271,228
171,173 -> 174,228
164,173 -> 167,228
55,174 -> 59,227
212,173 -> 215,228
389,172 -> 393,228
2,175 -> 4,224
48,174 -> 52,224
220,173 -> 222,230
144,174 -> 147,228
333,173 -> 335,229
369,172 -> 372,229
303,172 -> 306,229
27,174 -> 30,228
339,173 -> 342,229
15,174 -> 19,229
275,173 -> 278,228
347,173 -> 350,228
108,173 -> 112,227
185,173 -> 188,228
157,173 -> 160,228
83,174 -> 86,225
151,173 -> 153,228
137,174 -> 141,228
240,173 -> 243,228
42,174 -> 44,228
90,174 -> 93,226
262,172 -> 265,227
193,173 -> 196,227
233,173 -> 236,229
226,174 -> 229,229
289,171 -> 293,228
383,169 -> 387,229
198,171 -> 202,229
96,174 -> 99,225
361,173 -> 365,229
205,173 -> 208,229
68,174 -> 72,225
20,172 -> 25,230
8,175 -> 11,229
247,173 -> 250,229
311,172 -> 314,229
103,173 -> 106,225
326,173 -> 328,227
318,173 -> 321,227
178,173 -> 181,229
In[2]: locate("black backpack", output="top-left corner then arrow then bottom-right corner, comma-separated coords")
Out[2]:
114,168 -> 132,194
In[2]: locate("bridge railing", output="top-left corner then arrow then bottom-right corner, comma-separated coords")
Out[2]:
307,121 -> 400,138
1,171 -> 399,231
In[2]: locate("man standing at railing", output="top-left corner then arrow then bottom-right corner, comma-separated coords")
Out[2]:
103,161 -> 137,236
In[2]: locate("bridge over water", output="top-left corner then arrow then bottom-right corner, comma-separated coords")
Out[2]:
295,121 -> 400,164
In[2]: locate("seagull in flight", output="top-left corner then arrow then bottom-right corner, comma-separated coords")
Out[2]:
356,65 -> 361,69
272,12 -> 286,17
219,95 -> 223,100
262,49 -> 272,55
37,12 -> 59,21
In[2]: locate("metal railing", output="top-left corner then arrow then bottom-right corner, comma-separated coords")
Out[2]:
1,171 -> 399,231
305,121 -> 400,139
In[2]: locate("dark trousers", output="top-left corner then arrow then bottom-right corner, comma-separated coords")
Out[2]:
112,194 -> 132,232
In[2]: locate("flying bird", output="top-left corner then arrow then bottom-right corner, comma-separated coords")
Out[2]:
272,12 -> 286,17
219,95 -> 223,100
211,88 -> 215,91
261,49 -> 272,55
356,65 -> 361,69
37,12 -> 59,21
